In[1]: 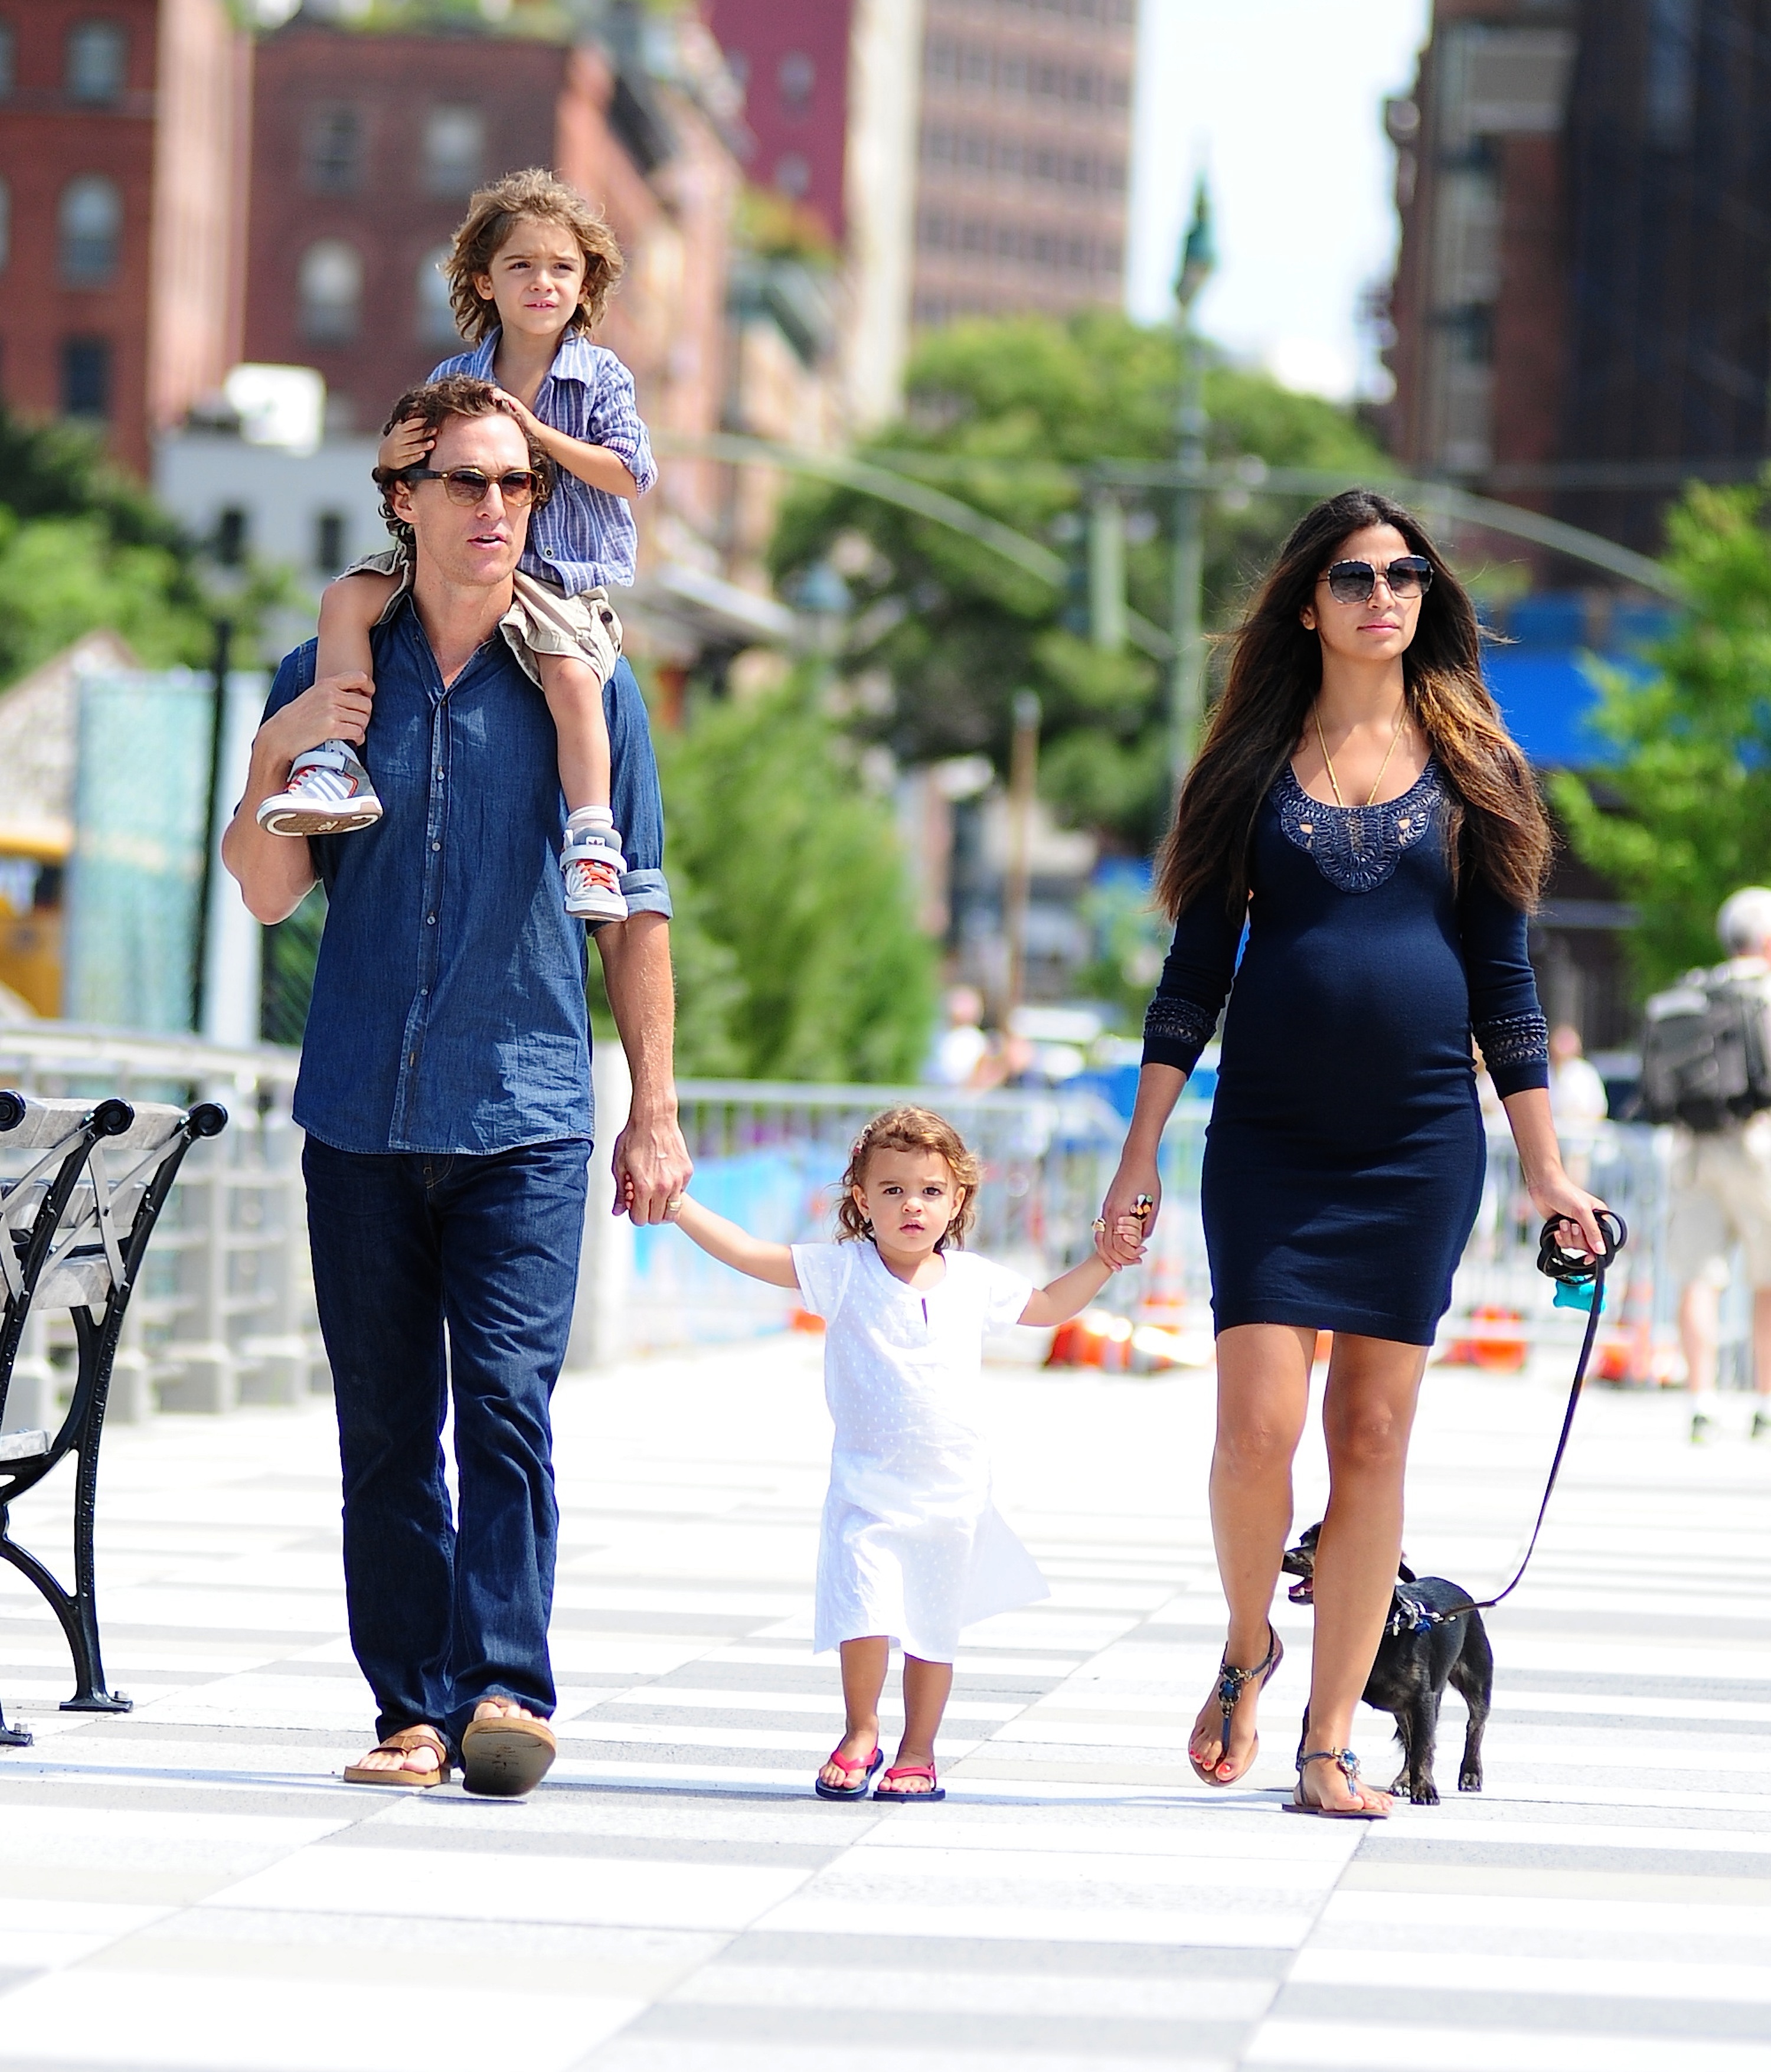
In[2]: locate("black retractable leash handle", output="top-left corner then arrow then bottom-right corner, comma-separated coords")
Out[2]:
1413,1207 -> 1627,1629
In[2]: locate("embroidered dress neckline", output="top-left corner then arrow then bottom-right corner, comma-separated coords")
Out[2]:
1276,759 -> 1442,895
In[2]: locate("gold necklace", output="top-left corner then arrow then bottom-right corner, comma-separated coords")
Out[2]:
1313,704 -> 1406,808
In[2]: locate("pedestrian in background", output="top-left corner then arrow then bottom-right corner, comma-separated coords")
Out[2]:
1097,489 -> 1605,1818
1661,889 -> 1771,1443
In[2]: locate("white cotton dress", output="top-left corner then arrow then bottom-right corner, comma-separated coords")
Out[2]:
790,1240 -> 1051,1662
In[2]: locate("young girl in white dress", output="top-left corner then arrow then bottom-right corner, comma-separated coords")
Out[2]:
666,1105 -> 1146,1801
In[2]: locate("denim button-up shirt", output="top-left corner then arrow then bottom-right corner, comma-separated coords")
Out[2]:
266,597 -> 671,1157
429,330 -> 656,594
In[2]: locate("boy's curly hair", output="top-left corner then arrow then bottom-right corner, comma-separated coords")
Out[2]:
371,375 -> 554,545
836,1106 -> 983,1251
442,167 -> 626,344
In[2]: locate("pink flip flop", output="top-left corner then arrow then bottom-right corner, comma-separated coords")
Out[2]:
814,1744 -> 883,1800
874,1761 -> 945,1802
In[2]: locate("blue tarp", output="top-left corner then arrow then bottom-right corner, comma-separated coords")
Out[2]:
1482,648 -> 1654,769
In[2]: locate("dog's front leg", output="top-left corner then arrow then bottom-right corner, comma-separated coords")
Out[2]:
1402,1685 -> 1440,1804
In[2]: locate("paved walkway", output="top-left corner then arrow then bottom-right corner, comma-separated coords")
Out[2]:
2,1341 -> 1770,2071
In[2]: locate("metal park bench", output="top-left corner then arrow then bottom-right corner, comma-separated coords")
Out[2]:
0,1090 -> 227,1746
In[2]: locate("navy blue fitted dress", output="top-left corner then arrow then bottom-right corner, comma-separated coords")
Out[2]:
1142,761 -> 1550,1345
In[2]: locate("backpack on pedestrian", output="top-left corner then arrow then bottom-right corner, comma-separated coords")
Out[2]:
1638,962 -> 1771,1130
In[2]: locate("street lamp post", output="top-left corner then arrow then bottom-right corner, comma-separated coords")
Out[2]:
1168,178 -> 1215,799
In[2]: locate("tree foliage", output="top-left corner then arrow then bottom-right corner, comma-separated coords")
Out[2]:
1553,476 -> 1771,989
769,309 -> 1383,852
652,673 -> 936,1081
0,408 -> 289,689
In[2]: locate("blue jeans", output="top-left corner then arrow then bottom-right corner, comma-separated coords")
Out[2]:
303,1134 -> 588,1750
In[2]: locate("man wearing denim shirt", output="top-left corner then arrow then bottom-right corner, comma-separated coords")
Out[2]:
222,380 -> 692,1796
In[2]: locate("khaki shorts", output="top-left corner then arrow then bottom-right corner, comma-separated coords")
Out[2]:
344,545 -> 623,691
1667,1119 -> 1771,1287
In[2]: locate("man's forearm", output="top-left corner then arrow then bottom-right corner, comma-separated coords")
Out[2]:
597,911 -> 677,1114
221,737 -> 319,925
595,910 -> 692,1221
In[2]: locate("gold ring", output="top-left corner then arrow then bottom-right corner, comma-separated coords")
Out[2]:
666,1195 -> 684,1210
1092,1217 -> 1107,1234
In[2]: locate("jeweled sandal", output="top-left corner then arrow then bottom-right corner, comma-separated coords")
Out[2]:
1189,1623 -> 1283,1786
1286,1746 -> 1390,1819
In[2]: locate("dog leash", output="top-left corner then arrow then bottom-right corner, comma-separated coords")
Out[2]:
1402,1208 -> 1627,1632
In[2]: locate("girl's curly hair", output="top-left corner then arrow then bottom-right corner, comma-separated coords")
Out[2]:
836,1107 -> 983,1251
442,167 -> 626,345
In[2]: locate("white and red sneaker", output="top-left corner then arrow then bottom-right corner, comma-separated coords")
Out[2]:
256,740 -> 383,836
561,811 -> 626,922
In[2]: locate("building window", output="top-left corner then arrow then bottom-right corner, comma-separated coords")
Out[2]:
773,153 -> 810,199
214,507 -> 247,566
61,337 -> 110,419
66,19 -> 127,103
423,104 -> 484,198
415,244 -> 458,345
299,237 -> 362,344
0,23 -> 15,99
315,511 -> 347,574
0,179 -> 9,273
59,176 -> 122,286
778,50 -> 814,112
305,104 -> 362,195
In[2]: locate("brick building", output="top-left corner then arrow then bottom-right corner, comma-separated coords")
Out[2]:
1386,0 -> 1771,554
703,0 -> 855,242
0,0 -> 250,475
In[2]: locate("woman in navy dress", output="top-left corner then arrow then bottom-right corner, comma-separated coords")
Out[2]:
1098,491 -> 1606,1817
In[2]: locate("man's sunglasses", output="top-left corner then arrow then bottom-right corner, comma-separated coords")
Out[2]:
1321,555 -> 1434,604
401,466 -> 545,508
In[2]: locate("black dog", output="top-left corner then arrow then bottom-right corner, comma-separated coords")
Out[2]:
1282,1522 -> 1492,1805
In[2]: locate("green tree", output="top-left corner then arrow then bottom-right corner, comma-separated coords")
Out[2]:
0,407 -> 289,687
1553,476 -> 1771,989
655,672 -> 936,1081
769,309 -> 1383,852
0,511 -> 208,684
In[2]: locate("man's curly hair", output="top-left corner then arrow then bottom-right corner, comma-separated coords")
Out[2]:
371,375 -> 554,546
441,167 -> 625,345
835,1106 -> 983,1251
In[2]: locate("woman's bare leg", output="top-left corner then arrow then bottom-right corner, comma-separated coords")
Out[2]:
1296,1332 -> 1427,1813
1191,1323 -> 1313,1779
819,1636 -> 889,1790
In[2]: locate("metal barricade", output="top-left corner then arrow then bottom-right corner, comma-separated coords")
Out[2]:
642,1089 -> 1700,1383
0,1024 -> 324,1421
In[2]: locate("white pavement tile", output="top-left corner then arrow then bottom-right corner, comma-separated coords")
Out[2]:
204,1845 -> 815,1932
0,1970 -> 643,2072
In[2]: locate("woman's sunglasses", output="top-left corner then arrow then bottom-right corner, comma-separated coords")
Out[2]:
401,466 -> 545,508
1321,555 -> 1434,604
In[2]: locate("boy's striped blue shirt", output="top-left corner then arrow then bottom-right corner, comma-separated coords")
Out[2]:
429,329 -> 656,594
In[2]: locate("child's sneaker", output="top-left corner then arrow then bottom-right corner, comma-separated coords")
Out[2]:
257,740 -> 383,836
561,812 -> 626,922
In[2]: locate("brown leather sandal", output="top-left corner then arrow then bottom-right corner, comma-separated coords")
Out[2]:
460,1711 -> 557,1798
342,1723 -> 451,1787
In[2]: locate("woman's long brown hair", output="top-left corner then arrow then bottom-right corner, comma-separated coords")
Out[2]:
1153,489 -> 1551,921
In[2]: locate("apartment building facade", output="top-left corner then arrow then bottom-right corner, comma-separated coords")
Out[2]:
1386,0 -> 1771,553
0,0 -> 250,475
